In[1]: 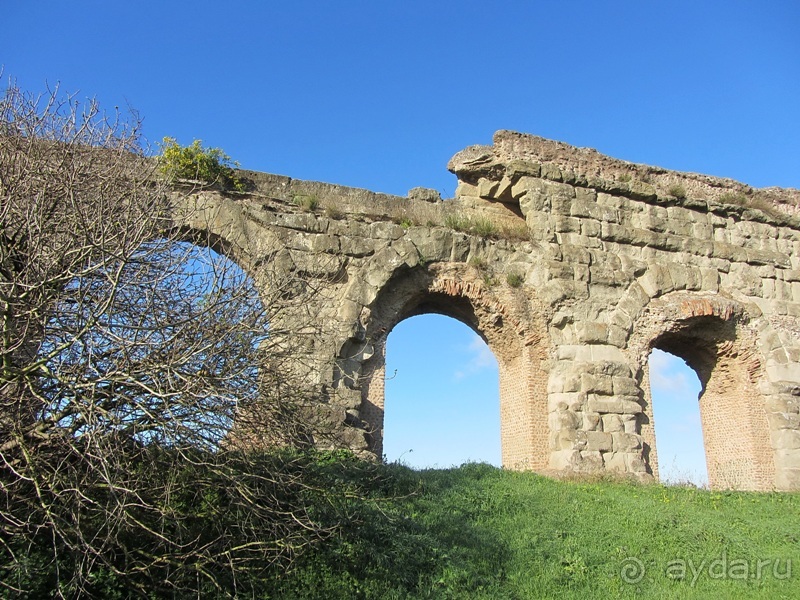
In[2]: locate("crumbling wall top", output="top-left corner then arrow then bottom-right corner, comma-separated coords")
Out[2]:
449,130 -> 800,216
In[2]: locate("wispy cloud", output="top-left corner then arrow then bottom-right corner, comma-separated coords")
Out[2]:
649,349 -> 700,398
454,334 -> 496,381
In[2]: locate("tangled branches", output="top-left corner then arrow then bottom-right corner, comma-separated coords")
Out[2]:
0,81 -> 353,598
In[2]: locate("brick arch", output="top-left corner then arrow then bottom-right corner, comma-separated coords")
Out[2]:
354,262 -> 550,468
629,293 -> 776,490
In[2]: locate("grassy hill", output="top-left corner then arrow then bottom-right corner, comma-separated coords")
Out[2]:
273,461 -> 799,599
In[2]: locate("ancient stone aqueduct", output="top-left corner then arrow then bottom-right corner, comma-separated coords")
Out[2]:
174,130 -> 800,491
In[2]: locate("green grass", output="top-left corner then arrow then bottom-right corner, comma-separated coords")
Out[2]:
274,463 -> 799,599
443,214 -> 498,237
11,456 -> 796,598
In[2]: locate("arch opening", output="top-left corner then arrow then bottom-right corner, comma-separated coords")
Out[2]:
383,314 -> 501,468
641,315 -> 775,490
354,266 -> 551,470
37,238 -> 268,450
647,348 -> 708,487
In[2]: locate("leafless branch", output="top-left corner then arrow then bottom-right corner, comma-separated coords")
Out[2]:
0,79 -> 357,597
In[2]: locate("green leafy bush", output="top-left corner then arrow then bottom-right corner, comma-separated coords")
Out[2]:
159,137 -> 245,191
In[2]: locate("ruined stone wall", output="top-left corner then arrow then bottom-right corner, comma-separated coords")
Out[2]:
171,130 -> 800,491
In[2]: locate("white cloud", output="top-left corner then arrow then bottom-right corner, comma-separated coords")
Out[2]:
649,349 -> 700,398
454,334 -> 497,380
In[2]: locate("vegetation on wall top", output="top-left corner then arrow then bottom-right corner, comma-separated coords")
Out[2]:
158,136 -> 245,191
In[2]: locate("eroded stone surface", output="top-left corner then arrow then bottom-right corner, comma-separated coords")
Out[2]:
172,131 -> 800,491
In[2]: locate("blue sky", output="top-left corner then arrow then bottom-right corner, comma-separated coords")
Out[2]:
4,1 -> 797,484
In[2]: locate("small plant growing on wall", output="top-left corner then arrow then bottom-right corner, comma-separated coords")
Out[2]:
293,194 -> 319,212
159,137 -> 245,191
506,273 -> 524,288
468,256 -> 488,270
444,214 -> 498,238
668,184 -> 687,200
324,203 -> 344,219
718,191 -> 748,206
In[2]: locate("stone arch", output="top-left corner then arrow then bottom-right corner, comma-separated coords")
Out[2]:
350,261 -> 550,469
167,192 -> 262,276
172,226 -> 244,267
629,292 -> 776,490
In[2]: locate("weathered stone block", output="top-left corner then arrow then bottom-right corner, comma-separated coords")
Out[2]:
494,177 -> 515,202
577,451 -> 605,471
607,325 -> 629,348
549,449 -> 581,470
589,346 -> 628,363
506,160 -> 541,180
612,432 -> 642,451
556,232 -> 603,249
621,399 -> 644,414
551,429 -> 578,451
622,416 -> 638,434
578,322 -> 610,344
775,469 -> 800,492
574,187 -> 597,204
549,408 -> 580,430
339,235 -> 377,257
581,373 -> 614,395
767,412 -> 800,431
391,238 -> 420,267
783,270 -> 800,283
587,397 -> 623,414
478,178 -> 500,199
541,163 -> 563,182
616,284 -> 650,319
581,412 -> 602,432
547,373 -> 581,394
456,181 -> 480,198
603,451 -> 628,472
573,264 -> 590,282
586,431 -> 613,451
407,227 -> 452,261
408,187 -> 442,203
699,267 -> 720,292
554,215 -> 581,233
601,414 -> 624,432
774,449 -> 800,470
612,377 -> 641,397
639,263 -> 675,297
548,392 -> 582,411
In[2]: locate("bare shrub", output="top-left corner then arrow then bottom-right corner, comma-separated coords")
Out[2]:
0,80 -> 351,597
